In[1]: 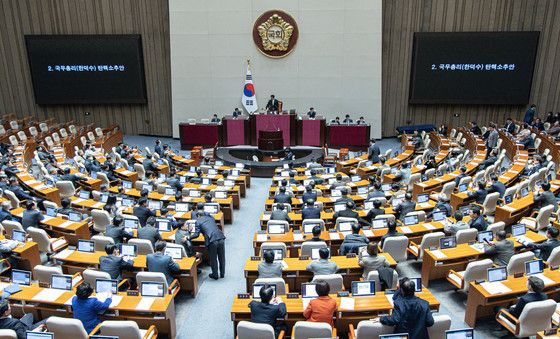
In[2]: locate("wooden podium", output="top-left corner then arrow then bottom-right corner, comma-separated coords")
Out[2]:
258,130 -> 283,150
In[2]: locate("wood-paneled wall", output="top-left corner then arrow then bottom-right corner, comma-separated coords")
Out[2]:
0,0 -> 172,136
382,0 -> 560,137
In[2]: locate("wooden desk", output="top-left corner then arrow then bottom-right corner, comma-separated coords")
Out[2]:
0,236 -> 40,271
15,172 -> 61,206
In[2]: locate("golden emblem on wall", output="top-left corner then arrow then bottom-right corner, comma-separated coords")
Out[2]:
253,10 -> 299,58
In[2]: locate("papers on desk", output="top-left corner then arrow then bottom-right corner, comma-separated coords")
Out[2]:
424,224 -> 436,230
199,185 -> 208,189
262,214 -> 271,221
58,220 -> 75,228
256,234 -> 267,242
302,298 -> 312,311
161,195 -> 171,201
73,198 -> 85,204
469,243 -> 485,253
329,233 -> 341,240
32,288 -> 66,302
54,249 -> 74,259
480,281 -> 512,295
553,305 -> 560,324
280,261 -> 288,269
400,227 -> 413,234
25,179 -> 40,185
430,250 -> 447,259
96,294 -> 123,308
0,282 -> 11,292
339,297 -> 355,310
363,229 -> 374,237
42,215 -> 54,222
65,296 -> 74,306
92,202 -> 105,208
136,297 -> 156,310
418,203 -> 432,209
501,205 -> 516,212
531,273 -> 555,286
34,184 -> 47,190
293,233 -> 304,241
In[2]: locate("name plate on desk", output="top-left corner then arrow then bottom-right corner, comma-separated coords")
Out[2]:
287,293 -> 299,299
337,291 -> 350,297
237,293 -> 250,299
251,256 -> 261,261
346,253 -> 357,258
127,290 -> 139,296
299,256 -> 309,260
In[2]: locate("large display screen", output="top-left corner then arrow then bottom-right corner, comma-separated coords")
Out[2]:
409,32 -> 539,105
25,35 -> 147,104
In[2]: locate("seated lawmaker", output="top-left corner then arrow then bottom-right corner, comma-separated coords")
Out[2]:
258,250 -> 283,278
146,241 -> 180,285
333,201 -> 370,226
380,220 -> 403,247
232,107 -> 241,117
365,200 -> 385,222
306,248 -> 338,276
394,193 -> 416,220
99,243 -> 133,280
22,200 -> 43,230
305,226 -> 323,242
358,242 -> 390,279
211,114 -> 221,123
339,223 -> 369,255
444,211 -> 469,236
302,200 -> 321,220
72,282 -> 112,333
133,198 -> 156,227
307,107 -> 317,118
343,114 -> 353,124
273,186 -> 292,204
270,203 -> 291,223
507,276 -> 547,318
484,230 -> 514,266
248,285 -> 286,338
534,182 -> 558,210
468,206 -> 488,232
138,216 -> 163,246
330,116 -> 341,124
303,279 -> 337,328
335,187 -> 353,205
527,226 -> 560,261
303,185 -> 318,203
105,216 -> 133,244
487,173 -> 506,198
467,181 -> 488,204
0,299 -> 40,339
266,94 -> 279,113
357,116 -> 366,125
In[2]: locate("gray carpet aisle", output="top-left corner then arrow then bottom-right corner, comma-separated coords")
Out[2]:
123,135 -> 499,338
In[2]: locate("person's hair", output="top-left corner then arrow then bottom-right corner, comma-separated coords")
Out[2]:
401,279 -> 416,297
477,181 -> 485,190
387,219 -> 397,232
113,216 -> 123,226
204,193 -> 212,202
259,284 -> 274,304
315,279 -> 330,296
305,185 -> 312,192
289,171 -> 295,178
373,200 -> 382,208
351,223 -> 360,234
155,241 -> 167,252
312,225 -> 321,237
454,211 -> 463,221
496,230 -> 507,240
528,276 -> 545,293
281,179 -> 287,187
146,216 -> 156,227
471,206 -> 481,216
105,243 -> 116,255
319,247 -> 330,259
76,282 -> 93,299
0,299 -> 9,315
26,200 -> 35,210
460,166 -> 467,173
263,250 -> 275,264
277,203 -> 285,210
542,182 -> 551,191
405,193 -> 412,201
138,198 -> 147,206
367,242 -> 379,256
61,198 -> 70,208
548,226 -> 559,238
270,94 -> 275,98
279,186 -> 286,193
489,173 -> 498,182
196,202 -> 205,210
345,201 -> 354,210
160,207 -> 169,215
306,199 -> 315,207
374,182 -> 381,190
336,174 -> 342,181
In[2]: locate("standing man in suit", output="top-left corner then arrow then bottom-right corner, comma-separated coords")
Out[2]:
523,104 -> 537,124
232,107 -> 241,117
527,227 -> 560,261
484,230 -> 514,266
266,95 -> 279,113
133,198 -> 156,227
190,203 -> 226,280
99,244 -> 133,280
146,241 -> 180,285
368,139 -> 380,163
508,276 -> 547,318
307,107 -> 317,118
534,182 -> 558,210
470,121 -> 482,135
485,123 -> 499,157
154,140 -> 163,157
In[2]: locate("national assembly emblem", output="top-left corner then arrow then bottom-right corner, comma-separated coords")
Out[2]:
253,10 -> 299,58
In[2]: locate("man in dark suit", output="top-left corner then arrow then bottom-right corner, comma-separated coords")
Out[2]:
365,200 -> 385,223
133,198 -> 156,227
138,216 -> 163,246
154,140 -> 164,157
210,114 -> 221,123
367,182 -> 385,199
266,95 -> 279,113
309,170 -> 324,184
433,194 -> 452,217
523,104 -> 536,124
379,279 -> 434,339
99,243 -> 133,280
343,114 -> 353,124
484,230 -> 514,265
470,121 -> 482,135
302,185 -> 317,203
527,227 -> 560,261
273,187 -> 292,204
504,117 -> 516,134
142,154 -> 158,174
394,193 -> 416,220
339,223 -> 369,255
165,171 -> 183,191
0,201 -> 13,223
270,203 -> 291,223
335,188 -> 354,206
105,216 -> 133,244
468,181 -> 488,204
248,285 -> 287,337
333,201 -> 370,226
60,168 -> 83,185
367,139 -> 380,163
0,299 -> 36,339
454,166 -> 468,187
146,241 -> 181,285
190,203 -> 226,279
8,178 -> 35,201
485,123 -> 499,157
469,206 -> 488,232
22,200 -> 43,230
487,173 -> 506,198
302,200 -> 321,220
307,107 -> 317,118
189,169 -> 204,184
534,182 -> 558,211
508,276 -> 547,318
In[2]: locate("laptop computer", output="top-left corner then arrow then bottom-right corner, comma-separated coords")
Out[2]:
26,332 -> 54,339
12,229 -> 26,243
175,203 -> 189,213
95,278 -> 118,294
165,246 -> 183,260
79,190 -> 90,200
445,328 -> 474,339
487,266 -> 507,282
252,283 -> 276,299
214,191 -> 228,199
120,244 -> 138,257
140,282 -> 165,297
439,236 -> 457,249
410,277 -> 422,292
69,211 -> 82,222
203,204 -> 219,214
148,200 -> 162,210
165,188 -> 176,196
372,219 -> 388,229
351,281 -> 376,296
268,224 -> 286,235
12,269 -> 31,286
123,219 -> 139,229
122,180 -> 133,189
512,224 -> 531,245
189,190 -> 201,198
301,283 -> 318,298
338,221 -> 353,233
334,203 -> 346,212
142,184 -> 153,192
417,194 -> 429,204
156,219 -> 171,232
433,211 -> 446,222
46,207 -> 57,217
77,239 -> 95,253
51,274 -> 72,290
403,215 -> 418,226
477,230 -> 493,244
379,335 -> 409,339
458,184 -> 468,193
525,259 -> 544,276
311,247 -> 330,260
303,223 -> 321,234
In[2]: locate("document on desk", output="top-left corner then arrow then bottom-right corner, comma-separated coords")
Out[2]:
161,195 -> 171,201
400,227 -> 413,234
58,220 -> 75,228
480,281 -> 512,295
42,215 -> 54,222
0,282 -> 10,292
329,233 -> 341,240
430,250 -> 447,259
363,229 -> 374,237
280,261 -> 288,269
72,198 -> 85,204
92,202 -> 105,208
301,298 -> 312,311
32,288 -> 66,302
293,233 -> 304,241
419,203 -> 432,209
34,184 -> 47,190
256,234 -> 267,242
424,224 -> 436,230
136,297 -> 156,310
469,244 -> 485,253
96,294 -> 123,308
531,273 -> 555,286
339,297 -> 355,310
54,249 -> 74,259
262,214 -> 271,221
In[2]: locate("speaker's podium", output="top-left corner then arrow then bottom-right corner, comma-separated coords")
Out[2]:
258,130 -> 283,151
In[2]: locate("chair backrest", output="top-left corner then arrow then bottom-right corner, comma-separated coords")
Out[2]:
375,214 -> 396,223
355,320 -> 393,339
418,232 -> 445,258
236,321 -> 275,339
95,127 -> 103,138
366,270 -> 398,291
96,172 -> 110,186
534,205 -> 554,231
408,173 -> 421,190
406,210 -> 426,222
382,236 -> 408,262
55,180 -> 76,198
8,135 -> 18,147
547,246 -> 560,267
254,277 -> 287,295
424,168 -> 436,179
301,219 -> 325,232
9,121 -> 18,130
487,221 -> 506,234
33,265 -> 63,284
458,175 -> 471,186
52,132 -> 60,143
462,259 -> 494,291
2,220 -> 23,236
128,238 -> 154,255
59,128 -> 68,138
271,202 -> 291,211
99,320 -> 144,339
482,192 -> 500,214
82,269 -> 111,286
27,227 -> 54,253
68,124 -> 77,134
300,241 -> 328,257
456,228 -> 478,244
134,163 -> 146,180
507,251 -> 535,275
0,329 -> 17,339
335,217 -> 357,232
136,272 -> 169,291
293,321 -> 332,339
427,315 -> 452,339
39,122 -> 49,133
92,235 -> 115,252
87,131 -> 96,141
46,316 -> 88,339
135,180 -> 149,190
440,182 -> 456,199
3,190 -> 20,209
260,242 -> 287,258
311,274 -> 344,293
517,299 -> 557,337
91,209 -> 111,233
17,131 -> 27,142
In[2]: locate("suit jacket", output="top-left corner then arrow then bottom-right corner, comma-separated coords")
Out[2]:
61,173 -> 82,184
509,292 -> 547,318
154,145 -> 163,157
105,225 -> 133,244
302,192 -> 317,203
339,234 -> 369,255
270,210 -> 291,222
528,238 -> 560,261
468,188 -> 488,204
469,215 -> 488,232
0,317 -> 29,339
99,254 -> 133,280
333,209 -> 370,226
444,221 -> 469,235
488,182 -> 506,198
302,207 -> 321,220
395,201 -> 416,220
133,206 -> 155,226
534,191 -> 558,210
137,225 -> 162,246
504,122 -> 516,134
367,190 -> 385,199
9,186 -> 33,201
190,213 -> 226,246
366,208 -> 385,222
358,255 -> 389,279
266,99 -> 279,112
368,144 -> 381,163
273,194 -> 292,204
0,208 -> 13,223
310,176 -> 324,185
303,296 -> 337,328
486,130 -> 499,148
484,239 -> 515,265
306,259 -> 339,275
146,252 -> 180,284
454,173 -> 466,187
380,295 -> 434,339
434,202 -> 452,217
72,296 -> 112,333
249,300 -> 287,335
22,209 -> 43,230
257,261 -> 283,278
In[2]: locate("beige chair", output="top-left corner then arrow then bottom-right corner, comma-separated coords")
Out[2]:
408,232 -> 444,260
427,315 -> 452,339
134,163 -> 146,180
17,131 -> 27,143
134,180 -> 149,190
260,242 -> 287,259
44,136 -> 54,148
80,136 -> 87,147
3,190 -> 20,209
476,192 -> 500,217
300,241 -> 328,257
42,200 -> 58,210
59,128 -> 68,139
366,270 -> 398,291
348,320 -> 392,339
0,329 -> 17,339
55,180 -> 76,198
96,172 -> 110,187
46,316 -> 89,339
407,173 -> 421,190
95,127 -> 103,138
254,277 -> 288,295
507,251 -> 535,275
91,209 -> 111,233
382,236 -> 408,262
335,217 -> 358,232
82,269 -> 112,286
520,205 -> 554,231
456,228 -> 478,244
487,221 -> 506,234
39,122 -> 49,133
312,274 -> 344,293
237,321 -> 281,339
271,203 -> 291,212
430,182 -> 455,201
97,320 -> 157,339
87,131 -> 96,141
496,299 -> 556,338
301,219 -> 325,233
292,321 -> 334,339
547,246 -> 560,268
136,272 -> 179,296
8,135 -> 18,147
9,121 -> 18,131
405,210 -> 426,222
447,259 -> 493,291
27,227 -> 68,255
33,265 -> 63,285
2,220 -> 24,237
128,238 -> 154,255
92,235 -> 115,252
28,126 -> 38,138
